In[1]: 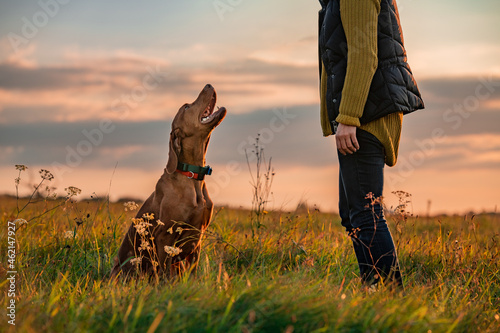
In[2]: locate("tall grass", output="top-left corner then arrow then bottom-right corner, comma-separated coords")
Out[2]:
1,167 -> 499,332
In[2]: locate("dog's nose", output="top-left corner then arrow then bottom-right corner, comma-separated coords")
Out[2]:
205,84 -> 212,89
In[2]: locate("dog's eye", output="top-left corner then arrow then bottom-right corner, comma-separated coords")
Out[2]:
184,105 -> 189,110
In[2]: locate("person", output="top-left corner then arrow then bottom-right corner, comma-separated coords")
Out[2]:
318,0 -> 424,288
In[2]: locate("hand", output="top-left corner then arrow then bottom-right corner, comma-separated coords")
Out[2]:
335,123 -> 360,155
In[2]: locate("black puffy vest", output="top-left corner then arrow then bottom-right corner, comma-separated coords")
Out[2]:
318,0 -> 424,133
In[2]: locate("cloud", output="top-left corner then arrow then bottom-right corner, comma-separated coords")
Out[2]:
400,76 -> 500,146
1,54 -> 498,122
0,63 -> 89,90
0,52 -> 320,124
3,44 -> 497,126
407,134 -> 500,170
0,53 -> 176,92
0,106 -> 329,170
0,119 -> 169,170
2,103 -> 499,177
0,56 -> 190,123
418,76 -> 500,106
1,51 -> 499,183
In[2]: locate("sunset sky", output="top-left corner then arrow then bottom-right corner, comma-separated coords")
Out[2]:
1,0 -> 499,215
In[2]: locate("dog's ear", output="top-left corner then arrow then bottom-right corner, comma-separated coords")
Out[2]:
166,128 -> 182,174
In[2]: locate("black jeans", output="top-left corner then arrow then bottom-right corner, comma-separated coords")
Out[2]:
338,129 -> 402,287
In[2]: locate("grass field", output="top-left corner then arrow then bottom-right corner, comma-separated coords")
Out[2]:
1,172 -> 500,332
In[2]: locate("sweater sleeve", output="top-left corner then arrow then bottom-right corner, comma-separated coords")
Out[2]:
336,0 -> 381,127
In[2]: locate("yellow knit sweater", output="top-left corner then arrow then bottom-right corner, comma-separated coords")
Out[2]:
320,0 -> 403,167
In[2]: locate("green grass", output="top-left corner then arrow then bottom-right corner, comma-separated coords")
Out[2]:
1,195 -> 499,332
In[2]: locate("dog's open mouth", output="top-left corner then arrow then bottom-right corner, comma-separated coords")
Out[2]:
200,91 -> 226,125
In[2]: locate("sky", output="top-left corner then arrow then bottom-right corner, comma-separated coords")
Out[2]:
0,0 -> 499,215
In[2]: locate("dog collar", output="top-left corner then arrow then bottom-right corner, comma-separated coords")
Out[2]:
176,163 -> 212,180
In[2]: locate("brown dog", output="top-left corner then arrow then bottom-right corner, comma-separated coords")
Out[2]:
111,84 -> 226,279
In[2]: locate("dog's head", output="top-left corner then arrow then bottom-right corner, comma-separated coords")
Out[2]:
166,84 -> 227,174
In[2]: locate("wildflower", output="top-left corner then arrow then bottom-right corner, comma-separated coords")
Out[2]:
15,164 -> 28,171
64,230 -> 76,239
133,224 -> 149,236
14,218 -> 28,226
130,257 -> 142,266
65,186 -> 81,197
167,227 -> 173,234
39,169 -> 54,181
367,285 -> 379,294
123,201 -> 139,211
14,177 -> 20,185
157,219 -> 165,226
138,239 -> 152,252
341,294 -> 346,300
143,213 -> 154,220
365,192 -> 375,200
176,227 -> 184,234
392,190 -> 412,198
132,218 -> 152,236
495,314 -> 499,321
164,246 -> 182,257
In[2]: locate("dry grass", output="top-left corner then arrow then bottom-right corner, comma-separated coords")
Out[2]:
1,190 -> 499,332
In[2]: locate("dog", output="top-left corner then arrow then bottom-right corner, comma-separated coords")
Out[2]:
111,84 -> 226,279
